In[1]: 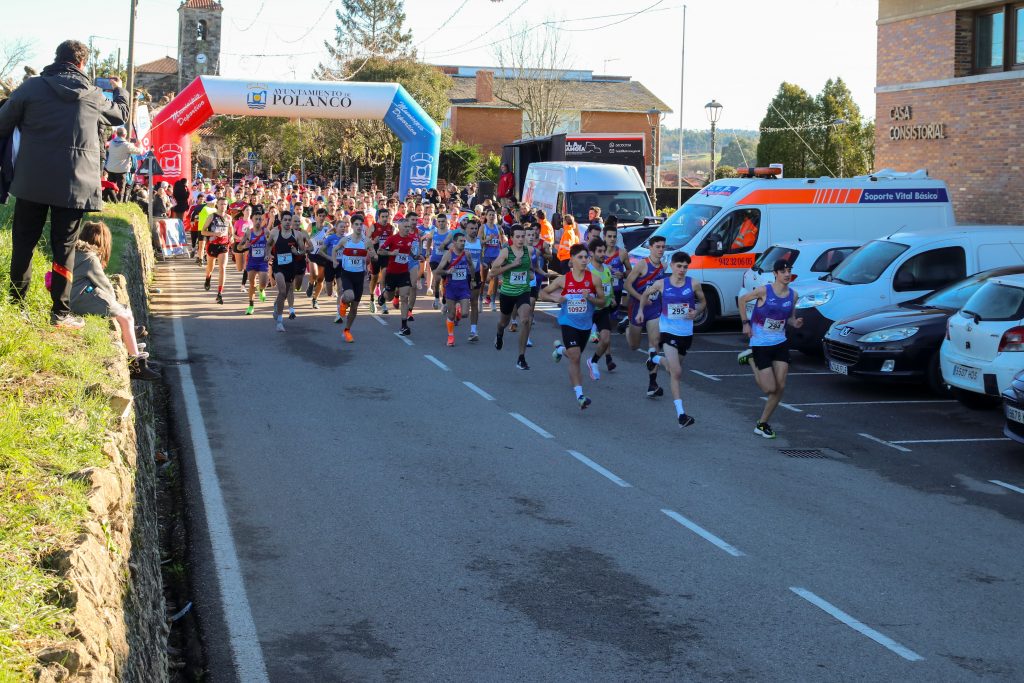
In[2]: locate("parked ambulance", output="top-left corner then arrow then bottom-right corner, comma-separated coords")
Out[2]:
629,168 -> 956,331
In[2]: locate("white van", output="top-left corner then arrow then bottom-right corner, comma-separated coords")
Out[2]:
789,226 -> 1024,353
521,162 -> 656,228
629,168 -> 955,330
738,239 -> 861,317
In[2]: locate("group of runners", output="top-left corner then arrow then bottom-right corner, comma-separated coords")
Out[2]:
182,179 -> 802,436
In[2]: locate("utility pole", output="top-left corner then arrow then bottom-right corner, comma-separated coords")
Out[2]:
677,5 -> 686,208
126,0 -> 138,136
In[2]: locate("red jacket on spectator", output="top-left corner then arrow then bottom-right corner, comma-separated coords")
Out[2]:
498,171 -> 515,200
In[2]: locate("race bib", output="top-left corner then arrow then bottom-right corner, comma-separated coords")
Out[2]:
394,253 -> 410,264
604,282 -> 613,300
509,270 -> 528,285
487,237 -> 500,247
251,246 -> 265,258
668,303 -> 690,320
566,294 -> 588,314
343,256 -> 364,270
452,266 -> 468,281
765,318 -> 785,332
276,252 -> 293,265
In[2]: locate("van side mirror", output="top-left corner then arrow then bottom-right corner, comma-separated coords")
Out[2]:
552,213 -> 563,230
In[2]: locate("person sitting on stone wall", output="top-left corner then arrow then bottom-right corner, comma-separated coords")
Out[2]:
70,220 -> 159,380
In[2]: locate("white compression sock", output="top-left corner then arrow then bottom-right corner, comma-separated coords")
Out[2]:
674,399 -> 684,416
574,385 -> 584,399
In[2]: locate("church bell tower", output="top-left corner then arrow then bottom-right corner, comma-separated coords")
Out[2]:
177,0 -> 223,91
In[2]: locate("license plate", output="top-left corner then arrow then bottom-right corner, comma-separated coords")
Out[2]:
952,364 -> 979,382
1006,404 -> 1024,425
829,360 -> 848,375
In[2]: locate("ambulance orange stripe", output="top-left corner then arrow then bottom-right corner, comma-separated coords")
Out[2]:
738,188 -> 865,206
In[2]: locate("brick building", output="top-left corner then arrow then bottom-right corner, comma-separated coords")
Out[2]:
443,66 -> 671,169
876,0 -> 1024,224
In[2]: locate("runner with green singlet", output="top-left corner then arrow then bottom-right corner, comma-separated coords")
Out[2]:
489,223 -> 545,370
585,238 -> 616,379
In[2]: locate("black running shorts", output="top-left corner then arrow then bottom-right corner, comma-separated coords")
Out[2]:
560,325 -> 590,351
752,342 -> 791,370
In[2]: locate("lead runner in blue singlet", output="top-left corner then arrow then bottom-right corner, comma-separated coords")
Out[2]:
624,235 -> 669,398
737,258 -> 804,439
636,251 -> 707,429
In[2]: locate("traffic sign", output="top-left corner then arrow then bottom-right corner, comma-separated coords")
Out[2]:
247,151 -> 259,162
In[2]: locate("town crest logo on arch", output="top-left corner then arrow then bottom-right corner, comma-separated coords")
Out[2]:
246,84 -> 268,110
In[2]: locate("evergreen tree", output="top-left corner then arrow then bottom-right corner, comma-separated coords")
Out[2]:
756,82 -> 816,177
815,77 -> 870,177
323,0 -> 413,63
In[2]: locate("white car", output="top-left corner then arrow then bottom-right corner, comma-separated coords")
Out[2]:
738,240 -> 858,317
941,274 -> 1024,407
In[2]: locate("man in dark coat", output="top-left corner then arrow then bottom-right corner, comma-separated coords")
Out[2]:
0,40 -> 129,327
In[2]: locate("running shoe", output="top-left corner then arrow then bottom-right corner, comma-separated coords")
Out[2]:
616,317 -> 629,334
216,293 -> 223,304
275,318 -> 285,332
738,348 -> 754,366
495,334 -> 503,350
516,356 -> 530,370
369,300 -> 377,313
407,314 -> 415,322
678,414 -> 696,429
578,395 -> 592,410
468,332 -> 479,343
447,334 -> 455,347
552,341 -> 563,363
306,283 -> 314,297
334,315 -> 344,324
484,295 -> 492,306
399,326 -> 412,336
526,338 -> 533,348
392,297 -> 400,308
754,422 -> 776,439
240,285 -> 248,293
380,306 -> 389,315
645,357 -> 659,373
343,329 -> 354,343
245,304 -> 254,315
204,277 -> 211,291
259,290 -> 266,302
377,294 -> 385,307
433,298 -> 441,310
288,308 -> 296,320
646,384 -> 664,398
509,320 -> 518,333
605,355 -> 617,372
311,299 -> 320,309
490,301 -> 497,312
589,332 -> 599,345
586,357 -> 600,381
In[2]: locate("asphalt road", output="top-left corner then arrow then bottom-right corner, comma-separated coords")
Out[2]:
152,260 -> 1024,682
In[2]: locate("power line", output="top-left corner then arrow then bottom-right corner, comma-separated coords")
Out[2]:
229,0 -> 266,32
549,0 -> 667,32
273,0 -> 337,44
417,0 -> 472,47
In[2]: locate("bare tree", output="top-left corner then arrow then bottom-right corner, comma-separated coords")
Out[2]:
492,22 -> 574,139
1,38 -> 35,96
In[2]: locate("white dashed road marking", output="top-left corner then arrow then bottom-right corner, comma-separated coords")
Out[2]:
790,587 -> 924,662
509,412 -> 554,439
858,433 -> 912,453
373,315 -> 387,325
990,480 -> 1024,495
567,450 -> 632,488
424,354 -> 449,371
690,370 -> 722,382
463,381 -> 495,401
661,509 -> 745,557
394,332 -> 414,346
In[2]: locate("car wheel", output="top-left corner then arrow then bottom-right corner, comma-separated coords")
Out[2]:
694,287 -> 718,333
926,352 -> 950,396
951,387 -> 1000,410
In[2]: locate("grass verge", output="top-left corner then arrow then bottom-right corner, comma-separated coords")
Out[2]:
0,200 -> 144,680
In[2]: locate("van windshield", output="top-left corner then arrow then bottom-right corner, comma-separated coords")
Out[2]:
827,240 -> 909,285
566,191 -> 654,224
643,203 -> 721,251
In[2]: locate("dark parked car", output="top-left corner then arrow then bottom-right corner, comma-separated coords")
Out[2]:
823,265 -> 1024,393
1001,369 -> 1024,444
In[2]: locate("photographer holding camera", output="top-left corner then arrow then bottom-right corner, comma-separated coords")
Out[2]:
0,39 -> 129,328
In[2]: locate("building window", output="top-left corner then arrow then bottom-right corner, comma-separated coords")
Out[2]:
197,20 -> 207,42
973,4 -> 1024,72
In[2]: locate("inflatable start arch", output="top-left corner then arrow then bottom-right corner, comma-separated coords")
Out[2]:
146,76 -> 440,197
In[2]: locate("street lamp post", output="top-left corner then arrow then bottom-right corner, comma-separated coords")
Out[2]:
647,108 -> 659,204
705,99 -> 722,183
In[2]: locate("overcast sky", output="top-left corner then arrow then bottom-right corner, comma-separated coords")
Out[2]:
4,0 -> 878,130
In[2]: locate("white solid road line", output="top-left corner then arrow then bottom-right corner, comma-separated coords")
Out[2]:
567,450 -> 632,488
509,412 -> 554,439
858,433 -> 912,453
789,587 -> 924,662
690,370 -> 722,382
463,381 -> 495,401
424,354 -> 450,371
710,372 -> 836,378
761,397 -> 803,413
394,331 -> 414,346
168,266 -> 270,683
892,437 -> 1011,444
990,479 -> 1024,495
373,315 -> 387,326
660,509 -> 745,557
